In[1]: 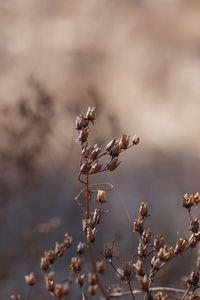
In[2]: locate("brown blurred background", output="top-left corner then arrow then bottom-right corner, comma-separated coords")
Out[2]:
1,0 -> 200,299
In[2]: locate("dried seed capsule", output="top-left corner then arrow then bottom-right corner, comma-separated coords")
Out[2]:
151,257 -> 162,271
133,217 -> 144,234
44,250 -> 56,264
107,158 -> 121,171
182,193 -> 194,209
187,271 -> 199,287
55,242 -> 65,257
174,238 -> 188,254
88,273 -> 97,285
142,229 -> 152,244
109,144 -> 120,158
90,148 -> 102,160
86,228 -> 96,243
86,106 -> 95,121
53,283 -> 69,299
157,246 -> 174,262
96,190 -> 107,203
90,163 -> 102,173
154,292 -> 168,300
122,261 -> 134,280
88,284 -> 98,295
119,134 -> 130,150
77,242 -> 86,255
70,257 -> 82,272
194,192 -> 200,204
40,257 -> 51,271
80,161 -> 92,174
137,242 -> 149,258
96,261 -> 106,274
138,274 -> 149,290
139,202 -> 148,217
132,135 -> 141,145
106,138 -> 117,152
47,271 -> 55,281
190,218 -> 199,233
76,273 -> 85,286
76,116 -> 88,130
103,246 -> 114,261
64,233 -> 73,248
25,272 -> 36,286
133,259 -> 145,276
153,234 -> 165,251
78,129 -> 89,143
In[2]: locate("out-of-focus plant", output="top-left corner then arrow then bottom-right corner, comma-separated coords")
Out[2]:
12,107 -> 200,300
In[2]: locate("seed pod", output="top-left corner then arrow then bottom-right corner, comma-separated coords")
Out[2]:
53,283 -> 69,299
190,218 -> 199,233
25,272 -> 36,286
87,228 -> 96,243
133,217 -> 144,234
76,273 -> 85,286
106,138 -> 117,152
103,246 -> 114,261
44,250 -> 56,264
122,261 -> 134,280
154,292 -> 168,300
139,202 -> 148,217
90,148 -> 102,160
107,158 -> 121,171
80,161 -> 92,174
194,192 -> 200,204
119,134 -> 130,150
88,284 -> 98,295
96,261 -> 106,274
188,271 -> 199,286
138,275 -> 149,290
138,242 -> 149,258
77,242 -> 86,255
86,106 -> 95,121
109,144 -> 120,158
151,257 -> 162,271
96,190 -> 107,203
40,257 -> 51,271
182,193 -> 194,209
76,116 -> 88,130
55,242 -> 65,257
153,234 -> 165,251
78,129 -> 89,143
174,238 -> 188,254
90,163 -> 102,173
133,259 -> 145,276
64,233 -> 73,248
142,229 -> 152,244
132,135 -> 141,145
70,257 -> 82,272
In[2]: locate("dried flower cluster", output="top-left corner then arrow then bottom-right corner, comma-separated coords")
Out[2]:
11,107 -> 200,300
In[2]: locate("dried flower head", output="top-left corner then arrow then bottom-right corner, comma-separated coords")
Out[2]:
25,272 -> 36,286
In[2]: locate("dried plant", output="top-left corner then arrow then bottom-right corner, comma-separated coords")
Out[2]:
11,107 -> 200,300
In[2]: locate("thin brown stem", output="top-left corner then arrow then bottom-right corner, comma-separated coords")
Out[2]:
127,280 -> 135,300
85,173 -> 107,299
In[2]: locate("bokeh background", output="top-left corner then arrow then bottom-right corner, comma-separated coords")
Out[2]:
1,0 -> 200,299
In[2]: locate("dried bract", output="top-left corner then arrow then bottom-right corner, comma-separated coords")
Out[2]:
107,158 -> 121,171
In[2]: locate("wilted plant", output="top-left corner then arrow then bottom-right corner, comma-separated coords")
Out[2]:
12,107 -> 200,300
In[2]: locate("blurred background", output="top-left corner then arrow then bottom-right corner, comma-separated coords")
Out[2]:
1,0 -> 200,298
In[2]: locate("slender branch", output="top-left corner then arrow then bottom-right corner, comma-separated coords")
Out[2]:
180,288 -> 190,300
85,173 -> 107,298
127,280 -> 135,300
108,287 -> 192,298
